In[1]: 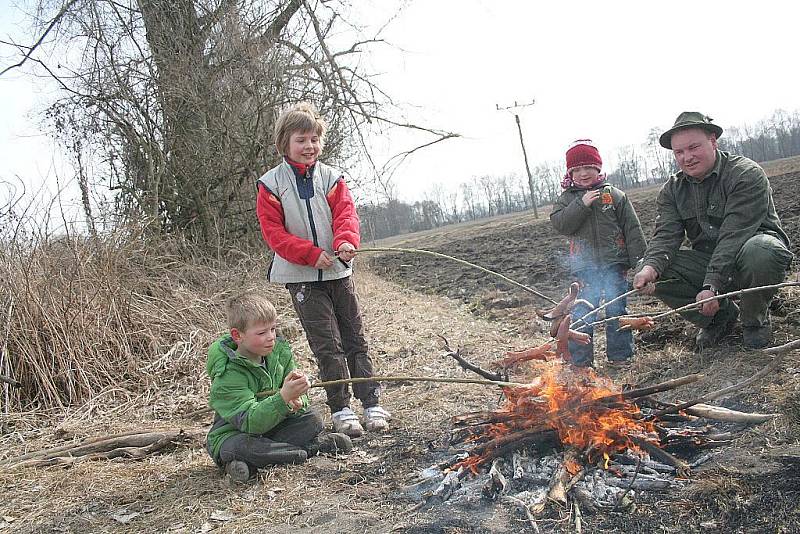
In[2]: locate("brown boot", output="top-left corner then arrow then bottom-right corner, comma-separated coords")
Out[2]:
743,324 -> 772,349
695,303 -> 739,351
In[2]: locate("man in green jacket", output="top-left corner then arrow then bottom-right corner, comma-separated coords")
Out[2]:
634,112 -> 793,350
206,292 -> 352,482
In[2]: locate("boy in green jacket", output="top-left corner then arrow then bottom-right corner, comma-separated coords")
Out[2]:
206,291 -> 352,482
550,140 -> 647,368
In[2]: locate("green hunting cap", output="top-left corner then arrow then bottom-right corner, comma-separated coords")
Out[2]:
659,111 -> 723,149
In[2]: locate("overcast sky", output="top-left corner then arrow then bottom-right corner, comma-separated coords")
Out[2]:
362,0 -> 800,200
2,0 -> 800,208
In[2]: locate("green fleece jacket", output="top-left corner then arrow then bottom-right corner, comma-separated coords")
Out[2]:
205,334 -> 309,459
642,150 -> 790,290
550,183 -> 647,274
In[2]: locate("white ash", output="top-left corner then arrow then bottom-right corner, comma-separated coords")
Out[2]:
403,448 -> 697,514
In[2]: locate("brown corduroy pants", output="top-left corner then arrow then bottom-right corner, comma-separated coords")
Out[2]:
287,276 -> 379,413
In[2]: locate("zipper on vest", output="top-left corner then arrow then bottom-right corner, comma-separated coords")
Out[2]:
300,172 -> 323,282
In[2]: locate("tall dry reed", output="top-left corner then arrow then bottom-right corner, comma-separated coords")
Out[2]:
0,225 -> 279,413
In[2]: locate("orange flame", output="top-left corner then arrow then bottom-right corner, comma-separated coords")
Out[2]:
453,362 -> 658,472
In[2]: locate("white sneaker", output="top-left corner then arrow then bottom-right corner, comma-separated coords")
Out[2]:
363,406 -> 391,432
331,407 -> 364,438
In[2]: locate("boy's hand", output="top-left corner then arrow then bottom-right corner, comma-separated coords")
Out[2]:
633,265 -> 658,295
314,251 -> 334,270
581,189 -> 601,206
337,242 -> 356,262
280,370 -> 310,404
287,398 -> 303,412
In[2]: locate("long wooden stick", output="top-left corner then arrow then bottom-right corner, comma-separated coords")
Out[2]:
353,247 -> 558,304
590,281 -> 800,328
569,279 -> 677,330
185,375 -> 528,418
288,375 -> 526,394
570,288 -> 639,330
646,281 -> 800,322
649,339 -> 800,419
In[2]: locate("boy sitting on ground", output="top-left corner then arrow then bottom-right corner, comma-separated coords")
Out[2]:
206,291 -> 352,482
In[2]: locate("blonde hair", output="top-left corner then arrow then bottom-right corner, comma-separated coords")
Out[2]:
226,292 -> 277,331
274,102 -> 327,155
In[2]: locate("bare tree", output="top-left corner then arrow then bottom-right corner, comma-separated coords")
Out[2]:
5,0 -> 455,246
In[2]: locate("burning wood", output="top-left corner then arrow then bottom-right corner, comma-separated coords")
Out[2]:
406,340 -> 797,519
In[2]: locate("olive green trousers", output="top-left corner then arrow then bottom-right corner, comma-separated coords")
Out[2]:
654,234 -> 793,328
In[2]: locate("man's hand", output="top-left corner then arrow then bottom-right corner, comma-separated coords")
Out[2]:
633,265 -> 658,295
581,189 -> 602,207
337,242 -> 356,262
313,251 -> 334,270
696,289 -> 720,317
280,370 -> 310,404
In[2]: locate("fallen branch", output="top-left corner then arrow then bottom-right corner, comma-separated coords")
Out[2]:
439,335 -> 504,381
687,404 -> 777,424
4,429 -> 202,468
21,436 -> 178,468
652,402 -> 778,424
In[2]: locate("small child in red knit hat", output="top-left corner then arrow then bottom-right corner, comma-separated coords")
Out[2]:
550,140 -> 647,369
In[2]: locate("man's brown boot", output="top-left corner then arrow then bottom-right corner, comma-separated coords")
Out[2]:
743,324 -> 772,349
695,303 -> 739,351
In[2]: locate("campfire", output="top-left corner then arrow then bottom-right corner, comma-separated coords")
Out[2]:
403,357 -> 784,527
402,280 -> 798,529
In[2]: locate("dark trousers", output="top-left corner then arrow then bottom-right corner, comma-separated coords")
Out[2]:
654,234 -> 793,328
287,276 -> 379,413
570,266 -> 634,366
215,411 -> 323,468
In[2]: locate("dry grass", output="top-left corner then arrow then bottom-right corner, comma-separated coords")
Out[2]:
0,259 -> 549,532
0,228 -> 287,414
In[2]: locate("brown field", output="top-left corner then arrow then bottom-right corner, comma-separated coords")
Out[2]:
2,158 -> 800,533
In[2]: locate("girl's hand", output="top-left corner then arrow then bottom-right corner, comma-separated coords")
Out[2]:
337,242 -> 356,262
581,189 -> 601,206
314,251 -> 334,269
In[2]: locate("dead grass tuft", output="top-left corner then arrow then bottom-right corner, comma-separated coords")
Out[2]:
0,227 -> 289,413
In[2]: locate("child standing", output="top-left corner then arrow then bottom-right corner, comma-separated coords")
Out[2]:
550,140 -> 647,368
206,292 -> 352,483
256,102 -> 390,437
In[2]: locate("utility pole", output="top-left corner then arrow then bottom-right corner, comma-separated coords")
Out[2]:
496,100 -> 538,219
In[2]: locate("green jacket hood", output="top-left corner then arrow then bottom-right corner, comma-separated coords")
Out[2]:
206,335 -> 238,381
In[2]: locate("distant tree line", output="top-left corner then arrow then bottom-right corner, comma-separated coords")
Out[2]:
360,109 -> 800,241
